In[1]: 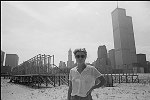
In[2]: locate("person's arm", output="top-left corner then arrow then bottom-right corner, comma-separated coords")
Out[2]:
92,75 -> 106,89
86,75 -> 106,95
67,80 -> 72,100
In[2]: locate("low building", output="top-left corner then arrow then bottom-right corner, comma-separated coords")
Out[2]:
5,54 -> 19,69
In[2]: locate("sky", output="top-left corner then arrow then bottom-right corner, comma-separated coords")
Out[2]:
1,1 -> 150,66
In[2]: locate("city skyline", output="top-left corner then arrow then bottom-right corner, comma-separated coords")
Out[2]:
1,1 -> 150,66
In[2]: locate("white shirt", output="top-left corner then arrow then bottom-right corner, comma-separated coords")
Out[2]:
69,65 -> 102,97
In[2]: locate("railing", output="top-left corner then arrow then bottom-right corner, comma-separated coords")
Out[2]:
103,73 -> 139,87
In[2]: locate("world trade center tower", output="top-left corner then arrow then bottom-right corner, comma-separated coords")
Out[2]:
111,8 -> 137,70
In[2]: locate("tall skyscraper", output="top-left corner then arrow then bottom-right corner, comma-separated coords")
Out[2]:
95,45 -> 111,74
67,49 -> 74,68
1,50 -> 5,66
5,54 -> 19,69
98,45 -> 108,59
97,45 -> 109,65
108,49 -> 116,69
68,49 -> 72,61
111,8 -> 137,69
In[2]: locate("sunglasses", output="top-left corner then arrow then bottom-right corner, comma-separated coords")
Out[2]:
75,55 -> 86,58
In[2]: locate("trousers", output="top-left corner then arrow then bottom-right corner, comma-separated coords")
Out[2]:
71,94 -> 93,100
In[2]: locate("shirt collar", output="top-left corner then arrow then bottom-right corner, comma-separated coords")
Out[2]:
75,65 -> 89,73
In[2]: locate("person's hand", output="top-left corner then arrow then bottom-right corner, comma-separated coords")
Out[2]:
101,85 -> 105,89
86,88 -> 93,96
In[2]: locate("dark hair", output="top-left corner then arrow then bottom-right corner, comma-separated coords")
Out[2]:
73,48 -> 87,57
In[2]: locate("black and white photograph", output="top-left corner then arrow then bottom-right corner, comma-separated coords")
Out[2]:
1,1 -> 150,100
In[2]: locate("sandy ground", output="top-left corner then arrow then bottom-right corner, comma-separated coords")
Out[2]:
1,74 -> 150,100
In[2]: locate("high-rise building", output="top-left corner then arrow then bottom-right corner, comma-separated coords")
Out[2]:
5,54 -> 19,69
68,49 -> 72,61
108,49 -> 116,69
111,8 -> 137,69
59,61 -> 66,68
97,45 -> 110,65
134,53 -> 146,73
95,45 -> 111,74
67,49 -> 74,68
98,45 -> 108,59
137,54 -> 147,67
1,50 -> 5,66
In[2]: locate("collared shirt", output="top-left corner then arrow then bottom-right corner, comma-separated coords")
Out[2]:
69,65 -> 102,97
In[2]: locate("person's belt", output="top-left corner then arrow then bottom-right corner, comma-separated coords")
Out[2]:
72,95 -> 87,99
73,95 -> 87,99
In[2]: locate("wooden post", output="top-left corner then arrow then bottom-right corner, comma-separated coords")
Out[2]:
36,55 -> 39,74
53,55 -> 54,67
41,55 -> 44,74
44,54 -> 46,74
59,76 -> 61,86
53,75 -> 55,87
37,55 -> 40,75
29,60 -> 31,74
120,75 -> 122,83
107,74 -> 109,86
31,58 -> 33,74
111,74 -> 113,87
68,73 -> 69,86
38,76 -> 40,88
39,54 -> 42,75
137,75 -> 139,83
132,75 -> 133,83
48,55 -> 50,74
35,56 -> 37,74
45,77 -> 48,87
126,74 -> 128,83
34,57 -> 36,74
119,73 -> 120,84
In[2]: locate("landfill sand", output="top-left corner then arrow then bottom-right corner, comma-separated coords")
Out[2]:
1,73 -> 150,100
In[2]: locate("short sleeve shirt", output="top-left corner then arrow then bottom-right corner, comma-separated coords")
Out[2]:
69,65 -> 102,97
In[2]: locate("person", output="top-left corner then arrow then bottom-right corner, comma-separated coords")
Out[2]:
67,48 -> 106,100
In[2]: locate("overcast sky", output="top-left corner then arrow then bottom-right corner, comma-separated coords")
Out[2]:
1,1 -> 150,66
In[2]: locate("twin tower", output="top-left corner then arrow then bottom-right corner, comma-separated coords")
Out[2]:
111,8 -> 137,70
67,7 -> 137,72
96,7 -> 137,73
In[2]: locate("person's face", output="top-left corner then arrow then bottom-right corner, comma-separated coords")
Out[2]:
75,52 -> 86,64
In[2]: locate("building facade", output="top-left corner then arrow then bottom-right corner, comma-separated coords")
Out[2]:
59,61 -> 66,68
95,45 -> 111,74
111,8 -> 137,70
108,49 -> 116,69
97,45 -> 110,65
1,50 -> 5,66
98,45 -> 108,59
5,54 -> 19,69
67,49 -> 74,68
135,54 -> 146,73
137,54 -> 147,67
